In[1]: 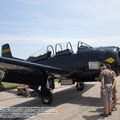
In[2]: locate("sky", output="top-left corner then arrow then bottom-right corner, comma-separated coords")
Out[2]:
0,0 -> 120,59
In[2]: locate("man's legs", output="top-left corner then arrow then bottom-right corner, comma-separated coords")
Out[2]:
113,93 -> 117,107
100,93 -> 109,116
108,101 -> 112,114
108,84 -> 113,114
104,103 -> 109,114
100,102 -> 109,117
104,99 -> 112,115
112,91 -> 117,110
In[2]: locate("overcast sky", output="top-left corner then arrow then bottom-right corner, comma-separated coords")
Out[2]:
0,0 -> 120,59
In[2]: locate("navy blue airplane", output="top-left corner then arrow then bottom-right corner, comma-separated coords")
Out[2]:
0,41 -> 120,104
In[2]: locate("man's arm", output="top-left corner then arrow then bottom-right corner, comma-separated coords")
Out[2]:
101,79 -> 105,89
112,71 -> 116,89
99,73 -> 105,88
99,73 -> 106,96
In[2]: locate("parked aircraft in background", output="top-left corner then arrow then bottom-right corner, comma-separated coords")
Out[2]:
0,41 -> 120,104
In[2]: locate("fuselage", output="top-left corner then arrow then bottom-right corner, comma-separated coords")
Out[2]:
28,46 -> 120,81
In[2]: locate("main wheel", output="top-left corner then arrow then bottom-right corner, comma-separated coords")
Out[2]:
76,83 -> 84,91
42,95 -> 53,104
40,87 -> 53,104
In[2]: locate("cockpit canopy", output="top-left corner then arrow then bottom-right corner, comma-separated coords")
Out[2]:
27,41 -> 93,61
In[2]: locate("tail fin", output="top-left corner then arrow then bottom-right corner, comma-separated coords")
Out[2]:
1,43 -> 13,57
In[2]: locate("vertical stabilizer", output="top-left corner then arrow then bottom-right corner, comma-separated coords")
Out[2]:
1,44 -> 12,57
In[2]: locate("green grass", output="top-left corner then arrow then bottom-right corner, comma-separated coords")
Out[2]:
2,82 -> 23,90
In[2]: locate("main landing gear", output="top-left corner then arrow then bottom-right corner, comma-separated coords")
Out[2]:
38,72 -> 55,105
31,85 -> 53,105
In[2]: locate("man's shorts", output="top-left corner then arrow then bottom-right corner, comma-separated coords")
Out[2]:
101,84 -> 112,103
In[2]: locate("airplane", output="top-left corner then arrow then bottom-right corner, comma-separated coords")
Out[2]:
0,41 -> 120,104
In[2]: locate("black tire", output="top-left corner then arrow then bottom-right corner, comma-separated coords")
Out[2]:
42,95 -> 53,104
76,83 -> 84,91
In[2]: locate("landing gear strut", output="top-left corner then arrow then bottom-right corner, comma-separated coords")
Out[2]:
76,82 -> 84,91
38,72 -> 54,104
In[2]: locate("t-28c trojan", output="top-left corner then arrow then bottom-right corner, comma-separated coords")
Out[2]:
0,41 -> 120,104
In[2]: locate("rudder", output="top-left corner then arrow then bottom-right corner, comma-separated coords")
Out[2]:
1,43 -> 12,57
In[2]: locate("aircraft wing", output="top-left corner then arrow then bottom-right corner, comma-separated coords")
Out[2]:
0,56 -> 70,74
0,56 -> 72,86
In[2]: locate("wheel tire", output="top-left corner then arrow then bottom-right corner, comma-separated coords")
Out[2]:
76,83 -> 84,91
42,95 -> 53,104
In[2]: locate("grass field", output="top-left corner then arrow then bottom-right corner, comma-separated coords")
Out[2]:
2,82 -> 23,90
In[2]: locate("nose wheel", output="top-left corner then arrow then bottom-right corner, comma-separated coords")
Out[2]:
76,82 -> 84,91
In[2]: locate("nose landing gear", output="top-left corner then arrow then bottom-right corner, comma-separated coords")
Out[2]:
76,82 -> 84,91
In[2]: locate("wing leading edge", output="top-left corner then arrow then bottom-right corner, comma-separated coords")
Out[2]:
0,56 -> 70,75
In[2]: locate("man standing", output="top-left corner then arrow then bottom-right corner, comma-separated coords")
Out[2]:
106,64 -> 117,110
99,63 -> 113,117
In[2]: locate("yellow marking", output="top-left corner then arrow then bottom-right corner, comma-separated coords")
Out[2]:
105,57 -> 115,63
2,49 -> 10,54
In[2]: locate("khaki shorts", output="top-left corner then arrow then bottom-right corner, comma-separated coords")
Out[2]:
101,84 -> 112,103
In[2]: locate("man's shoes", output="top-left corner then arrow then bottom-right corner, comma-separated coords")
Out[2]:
109,112 -> 112,115
100,113 -> 108,117
112,106 -> 117,111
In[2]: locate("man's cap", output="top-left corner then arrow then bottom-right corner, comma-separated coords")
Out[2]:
100,63 -> 106,67
106,64 -> 111,68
